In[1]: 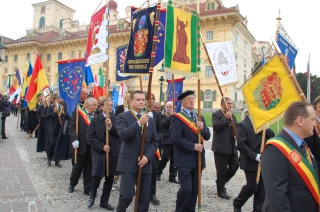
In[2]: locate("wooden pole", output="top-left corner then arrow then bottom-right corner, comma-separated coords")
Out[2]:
16,109 -> 20,129
273,9 -> 281,55
27,124 -> 39,140
105,0 -> 110,177
74,105 -> 79,164
256,127 -> 267,183
200,35 -> 237,135
139,76 -> 143,91
171,74 -> 175,112
134,2 -> 161,211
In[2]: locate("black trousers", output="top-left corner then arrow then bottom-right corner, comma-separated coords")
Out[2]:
233,171 -> 265,211
176,167 -> 199,212
91,175 -> 114,204
151,155 -> 159,195
213,152 -> 239,193
157,144 -> 177,179
117,172 -> 151,212
1,117 -> 6,137
69,146 -> 92,192
47,133 -> 59,162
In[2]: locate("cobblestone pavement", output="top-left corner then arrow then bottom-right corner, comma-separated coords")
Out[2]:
0,116 -> 253,212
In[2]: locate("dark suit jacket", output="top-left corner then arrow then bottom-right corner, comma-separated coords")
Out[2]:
69,110 -> 93,155
237,117 -> 275,171
261,129 -> 319,212
161,113 -> 174,145
304,128 -> 320,162
211,109 -> 238,154
37,104 -> 45,121
152,110 -> 162,141
116,111 -> 158,174
87,113 -> 120,177
45,104 -> 60,134
115,104 -> 125,116
170,114 -> 211,168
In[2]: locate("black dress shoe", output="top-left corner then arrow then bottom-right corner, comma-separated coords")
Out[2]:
55,162 -> 62,168
218,191 -> 231,200
169,178 -> 179,184
46,159 -> 51,166
87,196 -> 95,208
234,207 -> 242,212
84,190 -> 91,196
150,194 -> 160,205
100,203 -> 115,211
2,136 -> 8,139
68,187 -> 74,193
156,175 -> 161,181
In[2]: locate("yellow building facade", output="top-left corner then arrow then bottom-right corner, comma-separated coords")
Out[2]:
0,0 -> 260,109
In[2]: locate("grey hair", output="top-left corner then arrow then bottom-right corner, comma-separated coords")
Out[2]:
153,102 -> 160,106
221,97 -> 231,105
85,98 -> 97,106
241,109 -> 249,120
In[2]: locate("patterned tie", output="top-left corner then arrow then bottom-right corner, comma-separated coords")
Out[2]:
190,111 -> 195,122
137,114 -> 142,119
300,141 -> 308,159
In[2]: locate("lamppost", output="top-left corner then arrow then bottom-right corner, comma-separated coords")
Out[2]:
0,36 -> 7,66
158,63 -> 165,107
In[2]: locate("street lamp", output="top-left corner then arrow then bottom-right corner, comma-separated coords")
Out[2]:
0,36 -> 7,66
158,63 -> 165,106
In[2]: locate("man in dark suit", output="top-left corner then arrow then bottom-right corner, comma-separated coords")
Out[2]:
45,96 -> 62,168
157,101 -> 178,183
87,98 -> 120,210
116,90 -> 158,212
233,109 -> 275,212
68,98 -> 98,195
79,88 -> 88,110
114,90 -> 132,116
261,101 -> 319,212
212,97 -> 239,199
170,90 -> 211,212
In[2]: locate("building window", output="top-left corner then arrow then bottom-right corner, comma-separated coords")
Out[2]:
244,43 -> 247,53
39,16 -> 45,28
26,53 -> 30,60
235,52 -> 238,60
4,56 -> 8,62
47,54 -> 51,61
205,66 -> 212,78
41,6 -> 46,14
261,46 -> 266,54
14,54 -> 18,62
205,90 -> 212,101
47,67 -> 50,72
60,19 -> 63,28
71,51 -> 74,59
118,23 -> 124,30
206,30 -> 213,40
58,52 -> 62,60
3,79 -> 7,89
235,92 -> 238,101
142,75 -> 149,80
244,59 -> 246,67
235,34 -> 239,45
4,68 -> 7,73
244,74 -> 246,82
206,3 -> 215,10
166,73 -> 172,79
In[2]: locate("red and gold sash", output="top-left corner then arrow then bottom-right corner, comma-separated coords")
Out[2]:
266,137 -> 320,207
78,109 -> 91,126
175,113 -> 204,143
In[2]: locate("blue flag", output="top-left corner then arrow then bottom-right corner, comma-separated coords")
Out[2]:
154,9 -> 166,66
276,33 -> 298,69
84,66 -> 94,85
116,45 -> 136,81
166,78 -> 184,112
58,59 -> 85,115
111,86 -> 119,110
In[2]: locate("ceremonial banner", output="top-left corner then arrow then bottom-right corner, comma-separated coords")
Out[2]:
242,55 -> 300,133
58,58 -> 85,115
21,60 -> 33,109
116,45 -> 136,81
9,69 -> 22,103
206,41 -> 238,86
83,66 -> 94,86
86,5 -> 109,66
154,9 -> 166,66
166,78 -> 184,112
164,1 -> 199,76
123,5 -> 157,74
277,33 -> 298,69
117,82 -> 127,105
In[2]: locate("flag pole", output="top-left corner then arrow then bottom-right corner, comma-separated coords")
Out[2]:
134,2 -> 161,211
256,126 -> 267,183
171,74 -> 175,112
74,105 -> 79,164
273,9 -> 281,55
196,1 -> 202,211
200,35 -> 237,135
105,0 -> 110,177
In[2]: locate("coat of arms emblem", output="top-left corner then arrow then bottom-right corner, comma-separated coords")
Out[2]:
133,15 -> 149,57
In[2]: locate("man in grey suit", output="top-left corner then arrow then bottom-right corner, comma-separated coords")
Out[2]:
116,90 -> 159,212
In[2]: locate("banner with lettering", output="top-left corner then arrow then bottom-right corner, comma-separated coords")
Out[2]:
276,33 -> 298,69
123,5 -> 157,74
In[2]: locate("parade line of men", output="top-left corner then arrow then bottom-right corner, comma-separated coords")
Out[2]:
10,88 -> 320,212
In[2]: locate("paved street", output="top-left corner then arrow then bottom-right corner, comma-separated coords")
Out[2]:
0,115 -> 253,212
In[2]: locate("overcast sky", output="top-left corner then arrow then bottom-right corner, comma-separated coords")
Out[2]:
0,0 -> 316,75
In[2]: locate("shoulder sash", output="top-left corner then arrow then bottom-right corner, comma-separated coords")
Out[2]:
175,112 -> 204,143
78,109 -> 91,126
266,137 -> 320,206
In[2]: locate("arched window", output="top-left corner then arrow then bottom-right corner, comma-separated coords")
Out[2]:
39,16 -> 45,28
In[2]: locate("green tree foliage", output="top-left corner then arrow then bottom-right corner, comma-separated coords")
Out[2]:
296,73 -> 320,102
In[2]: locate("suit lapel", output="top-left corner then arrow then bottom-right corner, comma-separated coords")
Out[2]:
99,113 -> 106,135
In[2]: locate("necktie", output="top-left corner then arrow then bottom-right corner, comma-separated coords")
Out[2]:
190,111 -> 195,122
137,114 -> 141,119
88,113 -> 93,117
300,141 -> 308,159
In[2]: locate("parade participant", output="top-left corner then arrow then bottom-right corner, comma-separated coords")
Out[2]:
261,101 -> 319,211
68,98 -> 97,196
116,90 -> 158,212
212,97 -> 239,199
233,109 -> 275,212
87,99 -> 120,210
1,94 -> 10,139
36,97 -> 48,153
114,90 -> 132,116
45,95 -> 62,168
157,101 -> 178,183
79,88 -> 88,110
145,92 -> 163,205
153,102 -> 161,114
170,90 -> 211,212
